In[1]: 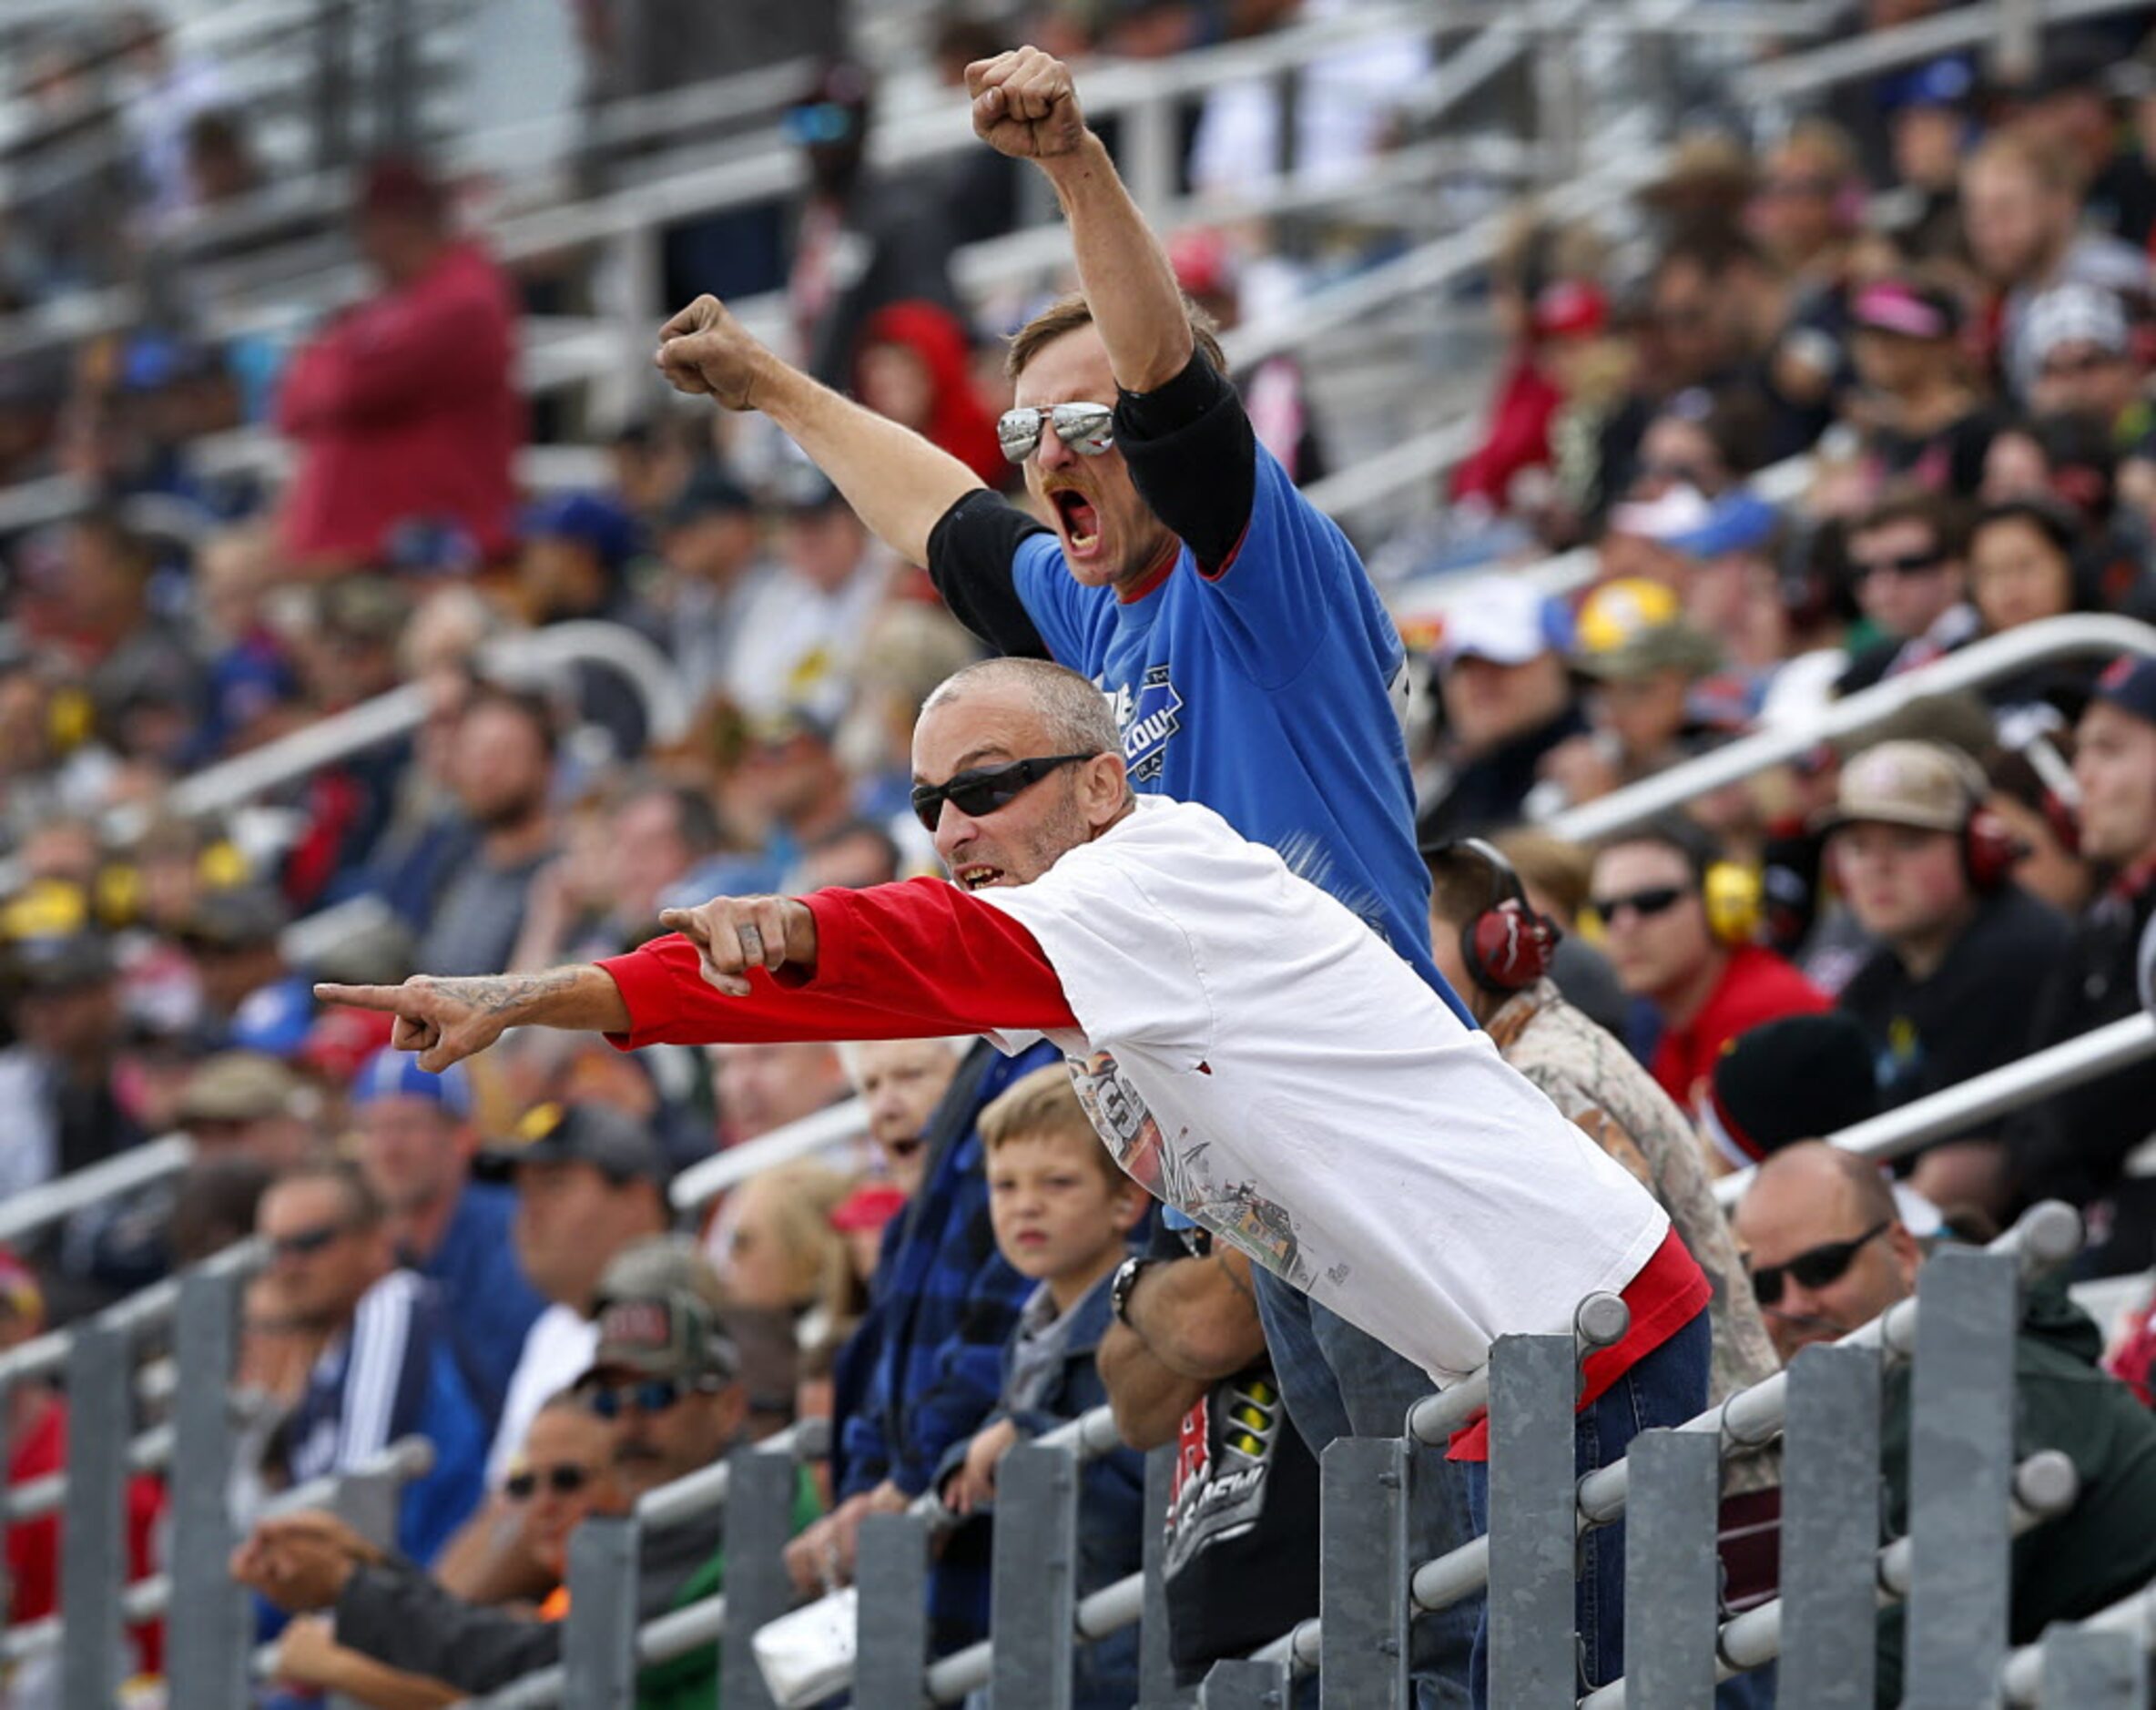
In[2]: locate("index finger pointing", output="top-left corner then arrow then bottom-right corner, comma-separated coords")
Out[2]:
312,982 -> 412,1013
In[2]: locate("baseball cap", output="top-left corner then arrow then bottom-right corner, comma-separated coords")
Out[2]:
1702,1012 -> 1879,1168
660,463 -> 755,531
177,1052 -> 306,1125
8,929 -> 116,993
1850,279 -> 1961,342
829,1181 -> 908,1235
1667,491 -> 1781,560
2023,282 -> 2131,369
1607,483 -> 1715,545
524,492 -> 639,574
1529,279 -> 1608,341
351,1047 -> 473,1119
2092,654 -> 2156,727
581,1237 -> 738,1384
1877,54 -> 1977,115
1435,577 -> 1574,668
1572,578 -> 1721,681
178,884 -> 290,952
229,975 -> 316,1058
298,1006 -> 399,1084
1814,739 -> 1984,835
473,1101 -> 671,1186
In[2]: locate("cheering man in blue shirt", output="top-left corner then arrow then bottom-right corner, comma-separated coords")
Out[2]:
657,45 -> 1479,1704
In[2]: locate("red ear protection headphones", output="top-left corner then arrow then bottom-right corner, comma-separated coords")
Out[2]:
1939,748 -> 2026,892
1431,837 -> 1564,994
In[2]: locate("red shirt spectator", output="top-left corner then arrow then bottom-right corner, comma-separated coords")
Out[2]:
854,300 -> 1007,489
1648,942 -> 1834,1108
277,160 -> 523,569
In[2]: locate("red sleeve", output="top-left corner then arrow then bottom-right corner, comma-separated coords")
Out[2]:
595,877 -> 1081,1050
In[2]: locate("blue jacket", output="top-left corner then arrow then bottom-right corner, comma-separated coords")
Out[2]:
834,1038 -> 1059,1651
935,1270 -> 1145,1710
413,1183 -> 546,1428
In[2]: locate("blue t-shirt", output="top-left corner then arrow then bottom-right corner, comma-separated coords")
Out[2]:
418,1184 -> 547,1428
1006,446 -> 1467,1023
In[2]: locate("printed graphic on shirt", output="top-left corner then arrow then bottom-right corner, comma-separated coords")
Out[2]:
1068,1056 -> 1319,1293
1164,1374 -> 1290,1578
1069,1050 -> 1175,1197
1110,666 -> 1185,784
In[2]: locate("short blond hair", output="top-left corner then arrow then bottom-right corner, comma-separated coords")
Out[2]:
1006,290 -> 1228,383
977,1065 -> 1117,1183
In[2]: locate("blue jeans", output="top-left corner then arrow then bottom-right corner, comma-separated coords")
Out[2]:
1254,1270 -> 1480,1710
1461,1307 -> 1712,1704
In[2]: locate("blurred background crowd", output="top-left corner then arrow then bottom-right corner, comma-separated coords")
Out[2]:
9,0 -> 2156,1701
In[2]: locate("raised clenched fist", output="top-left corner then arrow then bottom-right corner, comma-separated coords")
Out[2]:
965,47 -> 1087,161
654,294 -> 768,412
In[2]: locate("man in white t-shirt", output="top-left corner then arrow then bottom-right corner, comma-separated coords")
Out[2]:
323,657 -> 1712,1694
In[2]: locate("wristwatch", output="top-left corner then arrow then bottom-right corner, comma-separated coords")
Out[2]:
1110,1256 -> 1155,1328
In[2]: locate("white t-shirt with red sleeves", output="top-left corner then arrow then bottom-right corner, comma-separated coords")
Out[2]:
600,796 -> 1686,1392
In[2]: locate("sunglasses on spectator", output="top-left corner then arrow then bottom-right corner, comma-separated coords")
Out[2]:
2040,349 -> 2120,378
270,1222 -> 355,1260
910,754 -> 1098,835
1747,1222 -> 1890,1308
505,1464 -> 596,1501
1589,885 -> 1688,923
582,1377 -> 719,1420
1849,549 -> 1948,580
996,403 -> 1116,463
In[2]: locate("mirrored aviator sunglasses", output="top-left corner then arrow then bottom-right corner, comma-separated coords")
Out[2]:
996,402 -> 1116,464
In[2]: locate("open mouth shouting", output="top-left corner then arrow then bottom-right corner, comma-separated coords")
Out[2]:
1045,483 -> 1103,560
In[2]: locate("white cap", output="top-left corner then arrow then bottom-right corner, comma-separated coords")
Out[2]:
1436,576 -> 1573,667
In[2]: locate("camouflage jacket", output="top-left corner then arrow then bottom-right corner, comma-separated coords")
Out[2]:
1486,979 -> 1782,1494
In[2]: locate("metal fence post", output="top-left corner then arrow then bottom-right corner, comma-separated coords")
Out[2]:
59,1318 -> 130,1710
1779,1342 -> 1884,1709
562,1513 -> 642,1709
1140,1441 -> 1185,1709
855,1511 -> 932,1710
991,1440 -> 1078,1710
2038,1625 -> 2148,1707
1622,1429 -> 1721,1707
331,1457 -> 404,1556
1902,1248 -> 2018,1710
1317,1434 -> 1408,1709
1487,1333 -> 1577,1705
720,1448 -> 796,1710
167,1267 -> 249,1710
1201,1656 -> 1292,1707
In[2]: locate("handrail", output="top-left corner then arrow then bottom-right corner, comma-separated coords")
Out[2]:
5,1433 -> 435,1666
1543,613 -> 2156,846
0,1235 -> 267,1389
1734,0 -> 2151,107
1998,1573 -> 2156,1705
667,1098 -> 870,1216
0,617 -> 692,899
0,1132 -> 196,1248
1252,1202 -> 2080,1674
1713,1013 -> 2156,1208
635,1417 -> 827,1532
1580,1450 -> 2083,1708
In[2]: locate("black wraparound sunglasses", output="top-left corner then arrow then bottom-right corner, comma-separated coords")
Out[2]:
1748,1221 -> 1890,1308
910,754 -> 1098,835
505,1464 -> 595,1501
1588,885 -> 1687,923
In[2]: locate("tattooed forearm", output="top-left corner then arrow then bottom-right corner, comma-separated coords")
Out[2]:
433,968 -> 584,1019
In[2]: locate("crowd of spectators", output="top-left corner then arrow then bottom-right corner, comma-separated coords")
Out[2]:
7,0 -> 2156,1705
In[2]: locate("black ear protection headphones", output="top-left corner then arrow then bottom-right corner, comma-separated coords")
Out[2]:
1428,837 -> 1563,994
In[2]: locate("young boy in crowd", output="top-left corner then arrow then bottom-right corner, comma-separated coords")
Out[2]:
940,1065 -> 1150,1709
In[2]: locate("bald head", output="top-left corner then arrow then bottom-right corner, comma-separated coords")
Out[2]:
1734,1141 -> 1920,1361
921,657 -> 1123,762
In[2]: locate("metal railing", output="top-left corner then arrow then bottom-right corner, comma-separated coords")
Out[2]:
1543,613 -> 2156,847
0,1131 -> 195,1249
463,1420 -> 829,1710
1712,1013 -> 2156,1207
0,617 -> 690,901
